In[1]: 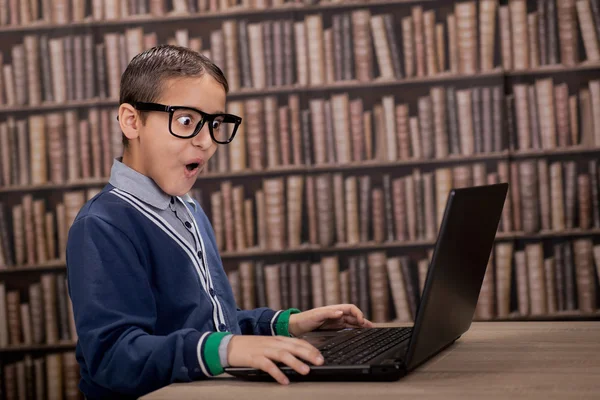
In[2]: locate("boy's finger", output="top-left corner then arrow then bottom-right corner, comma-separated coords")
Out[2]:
256,357 -> 289,385
280,339 -> 324,365
267,349 -> 311,376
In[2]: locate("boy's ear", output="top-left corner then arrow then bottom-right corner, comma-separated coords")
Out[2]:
118,103 -> 141,141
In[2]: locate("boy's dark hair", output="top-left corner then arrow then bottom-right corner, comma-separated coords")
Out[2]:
119,44 -> 229,147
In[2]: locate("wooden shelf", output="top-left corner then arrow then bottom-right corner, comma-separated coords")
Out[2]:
3,147 -> 600,194
0,341 -> 76,354
0,259 -> 66,277
0,177 -> 108,194
0,98 -> 117,115
0,0 -> 434,35
505,61 -> 600,77
486,310 -> 600,322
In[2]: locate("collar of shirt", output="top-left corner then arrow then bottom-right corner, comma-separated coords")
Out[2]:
108,157 -> 197,212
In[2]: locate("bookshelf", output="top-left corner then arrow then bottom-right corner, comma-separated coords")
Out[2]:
1,0 -> 600,398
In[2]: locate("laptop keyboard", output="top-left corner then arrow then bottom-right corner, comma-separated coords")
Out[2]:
318,327 -> 412,365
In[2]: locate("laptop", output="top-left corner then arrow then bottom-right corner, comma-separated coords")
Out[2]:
225,182 -> 509,382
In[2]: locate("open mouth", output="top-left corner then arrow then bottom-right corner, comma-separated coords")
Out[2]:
186,163 -> 199,171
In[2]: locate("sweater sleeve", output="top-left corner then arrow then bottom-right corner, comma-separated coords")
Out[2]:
66,214 -> 227,398
236,308 -> 301,336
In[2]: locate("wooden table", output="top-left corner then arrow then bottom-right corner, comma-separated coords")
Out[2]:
142,322 -> 600,400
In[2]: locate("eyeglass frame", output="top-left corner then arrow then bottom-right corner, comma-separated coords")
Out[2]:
131,101 -> 242,144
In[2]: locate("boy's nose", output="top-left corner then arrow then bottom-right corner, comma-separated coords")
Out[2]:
191,124 -> 213,149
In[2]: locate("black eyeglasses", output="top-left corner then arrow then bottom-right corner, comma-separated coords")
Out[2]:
132,102 -> 242,144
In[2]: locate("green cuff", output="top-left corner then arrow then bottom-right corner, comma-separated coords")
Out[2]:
203,332 -> 231,376
274,308 -> 301,337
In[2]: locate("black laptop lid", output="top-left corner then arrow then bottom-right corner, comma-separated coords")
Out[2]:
404,183 -> 508,371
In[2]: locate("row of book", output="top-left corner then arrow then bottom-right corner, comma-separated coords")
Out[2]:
2,0 -> 600,106
0,273 -> 76,348
0,0 -> 354,27
1,158 -> 600,268
224,238 -> 600,323
0,156 -> 599,267
207,159 -> 600,253
1,352 -> 81,400
3,78 -> 600,188
0,188 -> 204,269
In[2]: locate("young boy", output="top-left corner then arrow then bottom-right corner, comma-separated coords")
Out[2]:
66,44 -> 372,400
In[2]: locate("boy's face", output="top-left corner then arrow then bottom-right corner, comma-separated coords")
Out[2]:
122,74 -> 225,196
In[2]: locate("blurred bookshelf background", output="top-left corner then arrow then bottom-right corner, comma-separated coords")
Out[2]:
1,0 -> 600,398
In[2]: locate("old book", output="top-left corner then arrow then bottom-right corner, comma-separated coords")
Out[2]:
287,175 -> 304,248
456,89 -> 475,155
590,160 -> 600,228
480,0 -> 497,71
310,263 -> 324,308
299,262 -> 311,311
431,87 -> 449,158
456,1 -> 477,74
548,0 -> 559,64
279,263 -> 289,310
391,177 -> 406,242
554,83 -> 571,147
499,5 -> 513,70
264,97 -> 280,168
526,243 -> 547,315
418,95 -> 434,159
578,174 -> 592,229
367,252 -> 389,323
333,174 -> 346,244
325,100 -> 337,164
345,176 -> 360,245
402,16 -> 415,78
549,162 -> 566,230
557,0 -> 579,66
331,94 -> 352,164
590,81 -> 600,146
383,174 -> 394,241
6,290 -> 21,345
576,0 -> 600,61
423,173 -> 436,240
573,239 -> 597,312
315,174 -> 334,247
472,87 -> 483,153
382,96 -> 397,161
409,116 -> 422,159
510,0 -> 530,70
264,178 -> 285,250
447,87 -> 461,154
404,175 -> 417,241
537,160 -> 551,231
554,243 -> 566,310
423,10 -> 438,76
447,14 -> 459,73
536,78 -> 558,149
372,188 -> 385,243
220,182 -> 234,252
309,99 -> 327,165
370,14 -> 394,80
513,84 -> 531,150
322,256 -> 341,306
544,257 -> 557,314
210,192 -> 223,250
436,23 -> 446,72
384,13 -> 403,79
482,87 -> 493,153
564,161 -> 577,229
520,161 -> 540,233
538,0 -> 548,65
528,83 -> 542,150
232,186 -> 246,251
359,176 -> 372,242
12,205 -> 24,266
396,104 -> 411,159
305,14 -> 325,86
305,176 -> 317,245
495,243 -> 514,318
43,119 -> 63,183
528,12 -> 540,68
412,5 -> 426,76
247,23 -> 266,89
580,88 -> 594,147
563,241 -> 577,310
262,21 -> 273,87
0,283 -> 6,347
264,265 -> 282,310
350,99 -> 364,162
515,250 -> 530,315
243,199 -> 254,248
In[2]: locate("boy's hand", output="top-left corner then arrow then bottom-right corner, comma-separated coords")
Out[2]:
288,304 -> 374,337
227,335 -> 324,385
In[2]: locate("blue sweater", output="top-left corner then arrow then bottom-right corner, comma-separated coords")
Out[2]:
66,184 -> 296,399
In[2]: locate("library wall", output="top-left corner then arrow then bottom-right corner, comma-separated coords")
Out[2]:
1,0 -> 600,399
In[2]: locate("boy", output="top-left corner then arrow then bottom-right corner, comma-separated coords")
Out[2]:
66,44 -> 372,400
